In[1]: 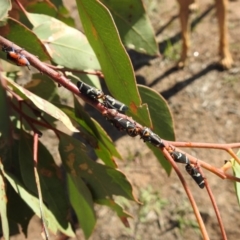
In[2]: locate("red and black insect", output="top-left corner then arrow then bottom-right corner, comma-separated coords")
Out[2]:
2,45 -> 30,70
170,151 -> 190,164
110,116 -> 139,137
77,80 -> 104,100
103,95 -> 128,113
185,163 -> 205,189
140,127 -> 165,148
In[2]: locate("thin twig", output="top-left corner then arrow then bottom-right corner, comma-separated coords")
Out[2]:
167,141 -> 240,164
44,63 -> 104,78
33,133 -> 50,240
202,167 -> 227,240
10,101 -> 58,134
163,149 -> 210,240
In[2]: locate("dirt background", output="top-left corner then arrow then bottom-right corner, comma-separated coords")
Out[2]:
10,0 -> 240,239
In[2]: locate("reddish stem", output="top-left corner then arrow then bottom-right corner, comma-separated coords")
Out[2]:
10,101 -> 60,138
44,63 -> 104,78
33,133 -> 49,240
163,149 -> 210,240
202,168 -> 227,240
167,141 -> 240,164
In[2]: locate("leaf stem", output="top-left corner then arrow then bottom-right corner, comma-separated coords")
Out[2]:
33,133 -> 50,240
163,148 -> 210,240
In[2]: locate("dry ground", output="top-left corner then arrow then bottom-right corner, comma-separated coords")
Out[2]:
10,0 -> 240,239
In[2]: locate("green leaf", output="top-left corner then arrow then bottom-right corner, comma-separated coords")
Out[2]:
58,132 -> 137,202
58,100 -> 122,168
76,0 -> 145,112
25,73 -> 59,102
231,150 -> 240,205
18,131 -> 71,230
76,0 -> 152,127
3,18 -> 50,61
0,0 -> 11,21
67,174 -> 96,239
0,81 -> 10,139
6,79 -> 79,132
28,13 -> 100,70
138,85 -> 175,175
6,182 -> 34,237
96,198 -> 132,227
0,162 -> 75,237
100,0 -> 159,55
0,173 -> 9,240
1,139 -> 34,237
27,0 -> 75,27
74,97 -> 122,159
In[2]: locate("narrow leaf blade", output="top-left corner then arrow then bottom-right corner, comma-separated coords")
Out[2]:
6,79 -> 79,132
58,132 -> 137,202
76,0 -> 140,106
3,18 -> 50,61
96,198 -> 132,228
0,0 -> 11,21
0,80 -> 10,139
30,13 -> 100,70
18,131 -> 71,231
0,173 -> 9,240
231,150 -> 240,206
0,163 -> 75,237
67,174 -> 96,239
138,85 -> 175,175
76,0 -> 152,130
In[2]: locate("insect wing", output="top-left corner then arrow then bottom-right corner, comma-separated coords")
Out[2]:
150,133 -> 164,147
185,164 -> 205,189
171,151 -> 189,164
76,81 -> 103,100
105,95 -> 128,113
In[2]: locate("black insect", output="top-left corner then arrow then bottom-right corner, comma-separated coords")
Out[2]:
140,127 -> 165,148
103,95 -> 128,113
185,164 -> 205,189
110,116 -> 139,137
76,81 -> 104,100
170,151 -> 190,164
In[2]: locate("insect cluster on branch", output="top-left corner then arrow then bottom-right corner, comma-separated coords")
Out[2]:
76,80 -> 205,188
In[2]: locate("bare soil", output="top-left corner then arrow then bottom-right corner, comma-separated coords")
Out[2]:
10,0 -> 240,239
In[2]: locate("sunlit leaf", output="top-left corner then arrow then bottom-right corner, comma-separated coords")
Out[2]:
0,0 -> 11,21
76,0 -> 151,126
231,150 -> 240,206
27,13 -> 100,70
6,79 -> 79,132
1,18 -> 50,61
100,0 -> 159,55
